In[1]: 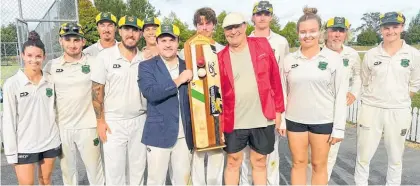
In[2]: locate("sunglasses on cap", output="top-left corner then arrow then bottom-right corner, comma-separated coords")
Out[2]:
61,26 -> 81,33
224,23 -> 244,31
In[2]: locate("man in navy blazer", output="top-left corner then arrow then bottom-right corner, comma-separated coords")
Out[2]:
138,23 -> 194,185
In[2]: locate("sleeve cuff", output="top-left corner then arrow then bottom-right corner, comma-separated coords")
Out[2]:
6,155 -> 18,164
409,86 -> 419,93
331,128 -> 345,139
91,76 -> 105,85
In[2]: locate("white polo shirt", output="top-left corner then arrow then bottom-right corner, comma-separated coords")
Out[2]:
44,54 -> 97,129
249,30 -> 290,66
283,48 -> 348,138
2,70 -> 61,163
91,44 -> 147,121
361,41 -> 420,109
83,40 -> 118,57
324,46 -> 362,98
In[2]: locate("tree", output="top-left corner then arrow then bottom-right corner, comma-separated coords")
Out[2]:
269,15 -> 282,34
214,11 -> 228,45
279,22 -> 298,47
162,12 -> 194,49
79,0 -> 100,46
126,0 -> 160,20
357,28 -> 378,46
94,0 -> 127,19
405,10 -> 420,44
356,12 -> 381,34
0,23 -> 18,56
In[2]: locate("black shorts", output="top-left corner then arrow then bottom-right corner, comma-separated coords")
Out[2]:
286,119 -> 333,134
16,145 -> 62,165
224,124 -> 275,155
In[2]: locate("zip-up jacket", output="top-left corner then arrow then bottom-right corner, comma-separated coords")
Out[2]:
217,37 -> 285,133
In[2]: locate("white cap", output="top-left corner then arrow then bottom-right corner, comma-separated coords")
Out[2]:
222,12 -> 246,28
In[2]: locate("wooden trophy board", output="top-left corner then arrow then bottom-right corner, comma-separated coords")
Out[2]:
183,33 -> 226,152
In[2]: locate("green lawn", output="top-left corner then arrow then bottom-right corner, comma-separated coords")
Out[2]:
1,64 -> 21,86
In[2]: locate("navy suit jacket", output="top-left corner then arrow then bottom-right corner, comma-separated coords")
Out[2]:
138,55 -> 193,150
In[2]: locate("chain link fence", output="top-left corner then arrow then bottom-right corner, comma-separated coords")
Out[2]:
1,0 -> 78,87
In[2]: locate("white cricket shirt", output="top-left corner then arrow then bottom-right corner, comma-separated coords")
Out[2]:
83,40 -> 118,57
361,41 -> 420,109
44,54 -> 97,129
90,44 -> 147,120
283,48 -> 348,138
2,70 -> 61,164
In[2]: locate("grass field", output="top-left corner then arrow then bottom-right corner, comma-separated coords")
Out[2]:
1,64 -> 21,86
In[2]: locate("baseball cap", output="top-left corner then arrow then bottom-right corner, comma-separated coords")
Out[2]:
118,15 -> 144,29
252,1 -> 273,14
380,12 -> 405,26
222,12 -> 246,28
156,24 -> 180,38
326,17 -> 350,29
95,12 -> 117,25
59,22 -> 84,37
143,17 -> 161,29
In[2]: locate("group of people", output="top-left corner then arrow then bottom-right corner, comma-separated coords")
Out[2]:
2,0 -> 419,185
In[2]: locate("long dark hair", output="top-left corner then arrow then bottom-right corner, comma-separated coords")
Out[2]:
22,31 -> 45,55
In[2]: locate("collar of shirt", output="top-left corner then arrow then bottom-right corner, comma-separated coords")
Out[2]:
111,44 -> 143,63
294,47 -> 327,60
249,29 -> 274,40
17,69 -> 49,86
378,40 -> 410,57
161,56 -> 179,71
96,39 -> 118,51
59,53 -> 87,66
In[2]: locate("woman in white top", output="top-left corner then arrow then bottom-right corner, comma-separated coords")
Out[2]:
2,31 -> 61,185
283,7 -> 348,185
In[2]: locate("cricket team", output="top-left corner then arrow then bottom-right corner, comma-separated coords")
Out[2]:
2,1 -> 419,185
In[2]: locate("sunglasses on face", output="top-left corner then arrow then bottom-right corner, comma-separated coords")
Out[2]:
330,27 -> 346,33
224,23 -> 243,31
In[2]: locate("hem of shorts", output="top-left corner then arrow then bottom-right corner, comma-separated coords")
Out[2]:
18,143 -> 61,154
224,145 -> 247,154
285,117 -> 333,125
248,145 -> 273,155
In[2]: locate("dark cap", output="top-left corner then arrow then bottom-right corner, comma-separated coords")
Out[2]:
59,22 -> 84,37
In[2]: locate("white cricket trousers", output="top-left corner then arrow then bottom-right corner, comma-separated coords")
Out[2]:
146,137 -> 192,185
60,128 -> 104,185
306,141 -> 341,184
103,115 -> 147,185
354,104 -> 411,185
191,149 -> 224,185
240,132 -> 280,185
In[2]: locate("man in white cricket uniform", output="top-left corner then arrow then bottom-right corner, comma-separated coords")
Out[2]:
44,23 -> 104,185
242,1 -> 289,185
306,17 -> 361,183
83,12 -> 118,57
139,24 -> 193,185
179,7 -> 225,186
91,15 -> 147,185
355,12 -> 420,185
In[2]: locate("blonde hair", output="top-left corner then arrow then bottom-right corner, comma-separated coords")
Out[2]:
297,6 -> 322,31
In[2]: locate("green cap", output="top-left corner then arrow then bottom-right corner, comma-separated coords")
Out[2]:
380,12 -> 405,26
252,1 -> 273,14
118,15 -> 144,29
143,17 -> 161,29
59,22 -> 84,37
95,12 -> 117,25
156,24 -> 180,38
326,17 -> 350,29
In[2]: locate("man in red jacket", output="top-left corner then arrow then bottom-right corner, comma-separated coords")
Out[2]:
218,12 -> 285,185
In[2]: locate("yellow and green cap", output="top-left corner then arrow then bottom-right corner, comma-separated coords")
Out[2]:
253,1 -> 273,14
59,22 -> 84,37
156,24 -> 180,38
380,12 -> 405,26
326,17 -> 350,29
143,17 -> 161,29
118,15 -> 144,29
95,12 -> 117,25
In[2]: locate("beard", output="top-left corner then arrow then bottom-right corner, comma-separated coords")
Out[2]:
122,40 -> 138,50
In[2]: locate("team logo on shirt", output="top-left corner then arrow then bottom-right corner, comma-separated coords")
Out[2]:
81,65 -> 90,74
374,61 -> 382,66
46,88 -> 53,97
291,64 -> 299,68
318,61 -> 328,70
400,59 -> 410,68
343,59 -> 349,67
113,64 -> 121,68
56,69 -> 64,73
93,138 -> 100,146
20,92 -> 29,97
